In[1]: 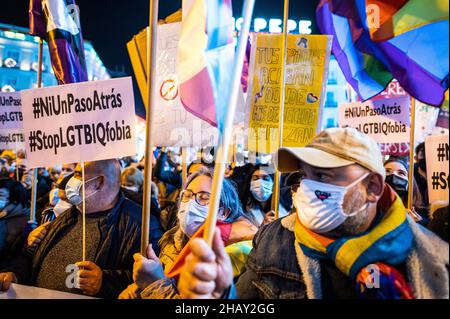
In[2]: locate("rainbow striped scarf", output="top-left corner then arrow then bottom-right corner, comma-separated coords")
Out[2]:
295,185 -> 415,298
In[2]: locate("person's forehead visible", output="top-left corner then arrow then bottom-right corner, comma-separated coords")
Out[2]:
385,161 -> 407,172
187,174 -> 211,192
253,169 -> 270,176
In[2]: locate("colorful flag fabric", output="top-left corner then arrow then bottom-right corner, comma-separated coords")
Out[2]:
177,0 -> 234,131
316,0 -> 449,107
366,0 -> 449,42
29,0 -> 88,84
317,1 -> 393,100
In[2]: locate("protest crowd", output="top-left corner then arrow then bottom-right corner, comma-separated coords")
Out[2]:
0,129 -> 448,299
0,0 -> 449,302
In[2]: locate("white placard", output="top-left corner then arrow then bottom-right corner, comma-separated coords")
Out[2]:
21,77 -> 137,168
425,134 -> 449,203
0,283 -> 95,299
0,92 -> 25,150
153,22 -> 219,147
339,97 -> 410,144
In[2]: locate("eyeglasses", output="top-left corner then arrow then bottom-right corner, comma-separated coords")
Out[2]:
179,189 -> 229,219
180,189 -> 211,206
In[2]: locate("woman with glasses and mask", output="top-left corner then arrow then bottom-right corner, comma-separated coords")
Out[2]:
119,167 -> 257,299
240,165 -> 290,227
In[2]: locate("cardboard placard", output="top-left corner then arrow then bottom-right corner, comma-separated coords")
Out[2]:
425,134 -> 449,203
246,34 -> 332,154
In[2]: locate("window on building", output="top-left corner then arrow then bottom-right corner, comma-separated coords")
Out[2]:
4,50 -> 20,68
325,118 -> 336,129
325,91 -> 337,108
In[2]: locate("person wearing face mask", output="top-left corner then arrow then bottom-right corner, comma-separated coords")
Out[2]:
153,147 -> 183,207
177,128 -> 449,300
0,178 -> 30,264
384,157 -> 428,224
118,167 -> 257,299
120,166 -> 162,225
26,174 -> 75,254
31,173 -> 75,230
414,143 -> 430,208
121,166 -> 144,202
158,159 -> 215,233
241,165 -> 290,227
0,159 -> 163,299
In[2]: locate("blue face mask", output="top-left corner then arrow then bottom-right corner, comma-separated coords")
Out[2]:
177,199 -> 209,238
250,178 -> 274,202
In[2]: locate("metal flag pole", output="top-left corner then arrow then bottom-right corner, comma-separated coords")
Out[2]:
271,0 -> 290,219
203,0 -> 256,245
141,0 -> 159,254
29,39 -> 44,223
407,98 -> 416,210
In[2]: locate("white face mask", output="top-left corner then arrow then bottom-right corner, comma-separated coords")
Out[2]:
250,178 -> 273,202
177,199 -> 210,238
53,199 -> 73,217
293,173 -> 369,234
65,176 -> 100,206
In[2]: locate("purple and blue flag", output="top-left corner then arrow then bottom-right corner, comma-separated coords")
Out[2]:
29,0 -> 88,84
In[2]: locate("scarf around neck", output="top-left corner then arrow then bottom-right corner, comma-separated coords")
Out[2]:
294,184 -> 414,290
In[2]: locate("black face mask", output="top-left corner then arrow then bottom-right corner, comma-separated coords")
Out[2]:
386,174 -> 409,196
417,159 -> 427,172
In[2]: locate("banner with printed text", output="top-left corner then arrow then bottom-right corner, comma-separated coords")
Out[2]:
339,97 -> 410,145
425,134 -> 449,203
21,77 -> 137,168
0,92 -> 25,151
246,34 -> 332,154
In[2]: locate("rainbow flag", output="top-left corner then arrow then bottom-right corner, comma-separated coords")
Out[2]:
29,0 -> 88,84
316,0 -> 449,107
366,0 -> 449,42
177,0 -> 234,131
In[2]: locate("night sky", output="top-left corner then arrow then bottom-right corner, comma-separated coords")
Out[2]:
0,0 -> 320,116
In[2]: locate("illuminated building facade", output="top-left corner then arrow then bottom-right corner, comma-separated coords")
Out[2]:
0,23 -> 110,93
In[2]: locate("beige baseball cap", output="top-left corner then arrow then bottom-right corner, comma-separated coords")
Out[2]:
275,127 -> 386,179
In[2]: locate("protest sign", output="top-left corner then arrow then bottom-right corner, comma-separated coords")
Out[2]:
21,77 -> 137,168
246,34 -> 332,154
360,80 -> 410,156
425,134 -> 449,203
339,97 -> 410,144
414,100 -> 440,145
0,92 -> 25,151
0,283 -> 95,299
128,23 -> 245,147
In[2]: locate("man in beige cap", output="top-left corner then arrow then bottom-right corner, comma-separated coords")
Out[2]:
176,128 -> 449,299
